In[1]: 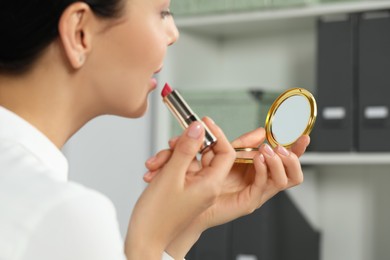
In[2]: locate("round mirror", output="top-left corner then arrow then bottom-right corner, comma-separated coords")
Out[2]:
235,88 -> 317,164
270,96 -> 310,146
265,88 -> 316,149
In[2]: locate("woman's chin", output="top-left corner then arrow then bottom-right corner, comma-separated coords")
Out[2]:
122,101 -> 149,119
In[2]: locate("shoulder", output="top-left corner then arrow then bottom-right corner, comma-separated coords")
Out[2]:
50,181 -> 118,218
35,180 -> 119,232
43,182 -> 121,241
21,183 -> 126,260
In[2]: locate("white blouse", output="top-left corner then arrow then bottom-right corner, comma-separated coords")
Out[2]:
0,107 -> 174,260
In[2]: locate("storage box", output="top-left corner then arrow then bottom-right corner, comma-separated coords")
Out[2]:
311,15 -> 357,152
169,0 -> 357,17
357,11 -> 390,151
169,89 -> 279,142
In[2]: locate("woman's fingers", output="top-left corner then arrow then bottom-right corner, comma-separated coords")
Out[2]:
291,135 -> 310,157
144,158 -> 201,183
231,127 -> 266,148
201,119 -> 265,167
143,170 -> 159,183
159,117 -> 235,183
145,117 -> 234,184
247,143 -> 304,211
259,144 -> 304,198
259,144 -> 288,188
275,146 -> 304,187
162,121 -> 205,179
200,117 -> 236,181
251,153 -> 268,203
168,136 -> 179,149
145,149 -> 173,172
256,135 -> 307,189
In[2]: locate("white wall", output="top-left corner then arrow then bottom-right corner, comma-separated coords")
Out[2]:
63,110 -> 153,237
289,164 -> 390,260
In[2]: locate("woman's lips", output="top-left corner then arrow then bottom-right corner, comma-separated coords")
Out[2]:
150,67 -> 162,90
150,77 -> 158,90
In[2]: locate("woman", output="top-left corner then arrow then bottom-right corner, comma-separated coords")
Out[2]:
0,0 -> 309,259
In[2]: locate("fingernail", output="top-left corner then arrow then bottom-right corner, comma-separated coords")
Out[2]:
258,153 -> 265,163
187,122 -> 203,139
146,156 -> 156,165
277,146 -> 290,156
263,144 -> 275,157
169,136 -> 179,146
143,171 -> 152,178
207,117 -> 215,125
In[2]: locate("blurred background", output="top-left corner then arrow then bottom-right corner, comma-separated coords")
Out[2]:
64,0 -> 390,259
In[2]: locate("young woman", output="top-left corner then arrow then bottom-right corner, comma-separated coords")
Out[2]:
0,0 -> 310,259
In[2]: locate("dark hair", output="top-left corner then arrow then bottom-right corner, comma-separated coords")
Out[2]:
0,0 -> 124,74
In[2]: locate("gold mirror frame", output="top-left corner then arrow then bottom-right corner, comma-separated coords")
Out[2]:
234,88 -> 317,164
265,88 -> 317,149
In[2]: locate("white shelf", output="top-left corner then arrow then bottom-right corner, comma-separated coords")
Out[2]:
175,1 -> 390,37
300,152 -> 390,165
162,1 -> 390,166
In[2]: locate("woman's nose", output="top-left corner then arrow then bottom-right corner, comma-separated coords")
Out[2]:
168,21 -> 179,46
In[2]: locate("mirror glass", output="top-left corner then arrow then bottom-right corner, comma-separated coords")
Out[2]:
270,95 -> 311,147
235,88 -> 317,164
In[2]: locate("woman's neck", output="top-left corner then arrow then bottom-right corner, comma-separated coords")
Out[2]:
0,49 -> 94,148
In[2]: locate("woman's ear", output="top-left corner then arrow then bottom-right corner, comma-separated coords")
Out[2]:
58,2 -> 94,69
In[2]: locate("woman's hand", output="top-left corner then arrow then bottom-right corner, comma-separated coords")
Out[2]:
144,120 -> 310,258
125,119 -> 236,259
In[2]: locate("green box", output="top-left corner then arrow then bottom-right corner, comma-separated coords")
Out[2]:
170,0 -> 361,17
169,89 -> 279,142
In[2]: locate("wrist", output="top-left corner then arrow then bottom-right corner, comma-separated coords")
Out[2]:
165,221 -> 204,259
125,234 -> 165,260
125,219 -> 167,260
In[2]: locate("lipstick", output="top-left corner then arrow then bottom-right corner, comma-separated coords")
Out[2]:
161,83 -> 217,153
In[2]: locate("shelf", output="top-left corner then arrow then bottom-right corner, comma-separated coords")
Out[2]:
174,1 -> 390,37
300,152 -> 390,165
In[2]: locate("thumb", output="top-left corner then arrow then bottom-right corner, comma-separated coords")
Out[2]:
163,121 -> 205,177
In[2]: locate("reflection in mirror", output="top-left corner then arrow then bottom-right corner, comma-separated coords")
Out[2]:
271,95 -> 311,146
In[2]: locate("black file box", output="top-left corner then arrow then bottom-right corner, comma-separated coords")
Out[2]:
231,192 -> 320,260
231,199 -> 278,260
186,192 -> 321,260
311,15 -> 357,151
186,224 -> 230,260
358,11 -> 390,151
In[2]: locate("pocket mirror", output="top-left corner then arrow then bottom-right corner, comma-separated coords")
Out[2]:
235,88 -> 317,164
